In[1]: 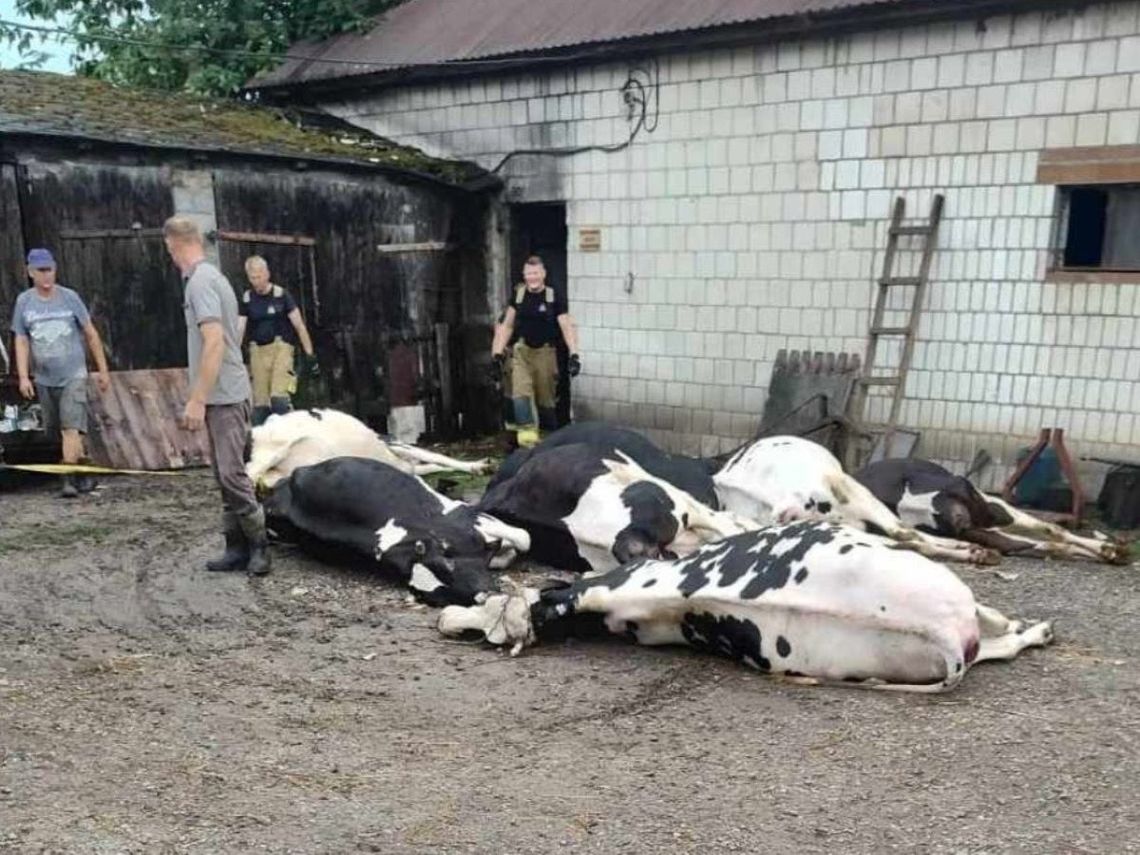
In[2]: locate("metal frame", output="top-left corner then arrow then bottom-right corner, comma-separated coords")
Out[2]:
1002,427 -> 1085,525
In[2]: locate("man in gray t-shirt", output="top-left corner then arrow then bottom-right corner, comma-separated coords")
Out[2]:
184,260 -> 251,406
10,247 -> 111,498
164,216 -> 269,577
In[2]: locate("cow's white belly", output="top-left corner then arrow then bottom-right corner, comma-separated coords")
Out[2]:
714,440 -> 846,525
578,525 -> 979,685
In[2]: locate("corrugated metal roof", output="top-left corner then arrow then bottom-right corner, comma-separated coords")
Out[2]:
252,0 -> 912,88
0,70 -> 483,184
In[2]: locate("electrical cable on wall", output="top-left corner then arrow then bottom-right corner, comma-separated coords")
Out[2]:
489,57 -> 660,175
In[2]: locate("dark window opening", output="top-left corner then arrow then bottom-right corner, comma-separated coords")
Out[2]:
1058,184 -> 1140,270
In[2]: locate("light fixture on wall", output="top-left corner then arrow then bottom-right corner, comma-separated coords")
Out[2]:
624,272 -> 635,294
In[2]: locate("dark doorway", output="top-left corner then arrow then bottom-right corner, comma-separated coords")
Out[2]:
509,202 -> 571,426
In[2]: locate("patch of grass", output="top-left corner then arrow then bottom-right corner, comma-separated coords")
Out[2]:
420,469 -> 492,497
419,432 -> 507,498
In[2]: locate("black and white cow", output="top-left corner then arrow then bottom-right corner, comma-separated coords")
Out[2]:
490,424 -> 997,564
712,436 -> 999,564
855,458 -> 1128,564
263,456 -> 530,606
249,408 -> 491,491
488,421 -> 720,508
477,443 -> 754,575
439,522 -> 1054,690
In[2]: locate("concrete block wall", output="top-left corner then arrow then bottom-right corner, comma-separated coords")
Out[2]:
321,1 -> 1140,485
170,169 -> 219,264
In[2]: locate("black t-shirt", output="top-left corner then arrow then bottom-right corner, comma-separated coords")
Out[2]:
513,284 -> 567,347
240,285 -> 298,346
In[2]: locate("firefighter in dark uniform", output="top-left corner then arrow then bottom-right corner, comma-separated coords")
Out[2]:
491,255 -> 580,447
236,255 -> 318,426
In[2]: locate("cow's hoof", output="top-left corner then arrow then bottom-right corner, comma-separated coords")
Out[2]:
1024,621 -> 1054,647
970,546 -> 1002,565
1105,543 -> 1133,565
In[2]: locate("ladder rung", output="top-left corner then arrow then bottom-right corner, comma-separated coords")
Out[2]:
890,225 -> 932,236
870,326 -> 911,336
879,277 -> 922,287
861,376 -> 902,386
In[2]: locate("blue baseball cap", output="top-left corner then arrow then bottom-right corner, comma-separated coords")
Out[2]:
26,248 -> 56,267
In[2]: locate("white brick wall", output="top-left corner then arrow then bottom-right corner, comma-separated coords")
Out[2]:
323,2 -> 1140,481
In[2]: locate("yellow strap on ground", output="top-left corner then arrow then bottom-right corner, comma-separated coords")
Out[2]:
0,463 -> 181,476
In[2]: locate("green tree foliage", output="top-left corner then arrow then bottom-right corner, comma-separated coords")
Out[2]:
2,0 -> 397,95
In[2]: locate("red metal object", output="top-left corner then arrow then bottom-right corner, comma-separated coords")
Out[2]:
1002,428 -> 1084,525
387,342 -> 420,408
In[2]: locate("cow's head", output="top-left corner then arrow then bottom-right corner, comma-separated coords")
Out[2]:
375,519 -> 497,606
607,457 -> 757,565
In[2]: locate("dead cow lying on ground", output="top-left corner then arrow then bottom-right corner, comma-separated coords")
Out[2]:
440,522 -> 1053,690
488,420 -> 720,509
477,443 -> 755,575
248,408 -> 490,491
494,424 -> 997,565
855,458 -> 1128,564
264,456 -> 529,605
712,436 -> 999,565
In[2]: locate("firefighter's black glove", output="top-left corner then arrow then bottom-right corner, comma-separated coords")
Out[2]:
491,352 -> 506,381
568,353 -> 582,377
302,354 -> 321,378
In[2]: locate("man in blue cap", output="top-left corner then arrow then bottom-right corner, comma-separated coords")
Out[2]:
11,248 -> 111,497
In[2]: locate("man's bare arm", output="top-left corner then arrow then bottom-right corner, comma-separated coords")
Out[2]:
191,321 -> 225,403
557,313 -> 579,354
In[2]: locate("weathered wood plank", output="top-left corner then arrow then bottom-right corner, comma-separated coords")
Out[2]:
86,369 -> 212,470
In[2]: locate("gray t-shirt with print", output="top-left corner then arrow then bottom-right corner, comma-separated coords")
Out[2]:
183,261 -> 250,406
10,286 -> 91,387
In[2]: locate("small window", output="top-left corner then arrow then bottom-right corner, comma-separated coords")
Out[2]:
1057,185 -> 1140,271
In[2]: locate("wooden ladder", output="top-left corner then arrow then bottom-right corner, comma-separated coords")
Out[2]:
849,193 -> 944,465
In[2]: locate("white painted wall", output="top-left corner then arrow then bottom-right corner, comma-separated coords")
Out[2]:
317,2 -> 1140,486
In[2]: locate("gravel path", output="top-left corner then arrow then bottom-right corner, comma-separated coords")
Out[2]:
2,471 -> 1138,854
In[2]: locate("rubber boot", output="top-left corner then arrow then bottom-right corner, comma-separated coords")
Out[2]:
75,458 -> 98,494
206,512 -> 249,572
269,396 -> 292,416
252,406 -> 272,427
239,507 -> 272,577
537,407 -> 559,432
59,474 -> 78,499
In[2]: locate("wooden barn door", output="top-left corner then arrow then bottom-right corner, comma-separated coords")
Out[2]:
16,162 -> 183,371
215,230 -> 324,409
1,164 -> 25,375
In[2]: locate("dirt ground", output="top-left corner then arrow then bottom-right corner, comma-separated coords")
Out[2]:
2,468 -> 1139,855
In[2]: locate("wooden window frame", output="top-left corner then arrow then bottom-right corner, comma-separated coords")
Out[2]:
1039,146 -> 1140,281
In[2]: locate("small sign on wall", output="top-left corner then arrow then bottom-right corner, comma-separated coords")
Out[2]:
579,227 -> 601,252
